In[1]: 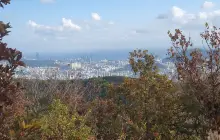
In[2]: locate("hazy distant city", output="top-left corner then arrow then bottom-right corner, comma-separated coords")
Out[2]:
12,52 -> 176,80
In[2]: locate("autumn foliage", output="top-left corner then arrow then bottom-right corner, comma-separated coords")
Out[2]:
1,0 -> 220,139
0,0 -> 28,139
168,23 -> 220,136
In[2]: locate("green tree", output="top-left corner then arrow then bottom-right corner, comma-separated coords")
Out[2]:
83,78 -> 110,100
39,99 -> 92,140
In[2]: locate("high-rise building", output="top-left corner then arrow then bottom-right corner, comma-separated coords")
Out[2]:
89,54 -> 92,64
36,52 -> 40,60
71,62 -> 82,70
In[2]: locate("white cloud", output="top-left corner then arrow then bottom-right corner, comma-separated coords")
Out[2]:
171,6 -> 185,18
198,12 -> 208,20
198,10 -> 220,20
171,6 -> 196,24
158,5 -> 220,27
213,10 -> 220,16
28,20 -> 62,31
62,18 -> 81,30
28,18 -> 81,33
201,1 -> 215,9
40,0 -> 55,4
153,3 -> 220,48
91,13 -> 101,21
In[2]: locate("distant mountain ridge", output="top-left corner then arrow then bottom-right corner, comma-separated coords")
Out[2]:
162,48 -> 210,63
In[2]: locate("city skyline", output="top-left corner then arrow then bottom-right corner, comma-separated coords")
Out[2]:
1,0 -> 220,53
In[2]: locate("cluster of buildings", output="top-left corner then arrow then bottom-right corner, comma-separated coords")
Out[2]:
14,59 -> 133,80
12,57 -> 177,80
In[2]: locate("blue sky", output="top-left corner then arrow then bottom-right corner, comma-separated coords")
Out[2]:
1,0 -> 220,53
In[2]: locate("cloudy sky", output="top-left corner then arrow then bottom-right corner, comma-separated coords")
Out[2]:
1,0 -> 220,53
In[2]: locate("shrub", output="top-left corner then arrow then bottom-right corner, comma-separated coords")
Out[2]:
39,99 -> 92,140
